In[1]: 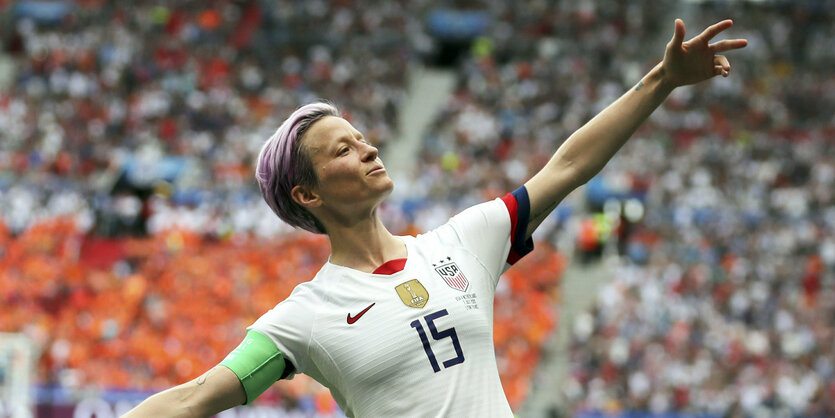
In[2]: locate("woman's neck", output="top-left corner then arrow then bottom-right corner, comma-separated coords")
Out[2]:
326,216 -> 407,273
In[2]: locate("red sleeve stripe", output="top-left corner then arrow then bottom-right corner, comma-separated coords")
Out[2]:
501,192 -> 519,245
501,186 -> 535,265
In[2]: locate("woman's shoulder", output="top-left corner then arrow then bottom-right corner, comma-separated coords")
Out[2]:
291,262 -> 359,299
413,199 -> 505,240
284,266 -> 336,301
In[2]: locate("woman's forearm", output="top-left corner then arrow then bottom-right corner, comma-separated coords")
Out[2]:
122,383 -> 199,417
549,63 -> 674,186
523,63 -> 675,234
123,366 -> 244,418
520,19 -> 744,238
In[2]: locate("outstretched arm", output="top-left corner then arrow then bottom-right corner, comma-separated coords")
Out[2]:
122,329 -> 292,417
122,365 -> 245,418
523,19 -> 747,238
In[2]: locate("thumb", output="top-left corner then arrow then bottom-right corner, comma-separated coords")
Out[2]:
669,19 -> 685,49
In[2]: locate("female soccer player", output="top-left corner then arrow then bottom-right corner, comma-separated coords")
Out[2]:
125,19 -> 746,417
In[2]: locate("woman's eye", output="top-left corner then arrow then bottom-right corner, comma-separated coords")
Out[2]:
338,148 -> 349,155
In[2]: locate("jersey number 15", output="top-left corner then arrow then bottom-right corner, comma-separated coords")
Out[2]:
410,309 -> 465,373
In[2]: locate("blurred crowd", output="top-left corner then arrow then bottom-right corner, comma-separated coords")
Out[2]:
0,217 -> 560,411
493,4 -> 833,418
566,135 -> 834,417
405,1 -> 833,228
395,0 -> 834,416
0,0 -> 565,412
0,0 -> 413,237
2,0 -> 834,416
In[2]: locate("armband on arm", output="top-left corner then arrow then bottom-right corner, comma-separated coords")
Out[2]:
220,330 -> 294,404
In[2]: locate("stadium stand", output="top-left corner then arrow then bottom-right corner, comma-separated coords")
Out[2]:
400,1 -> 835,416
0,0 -> 411,237
0,1 -> 562,414
0,218 -> 561,412
1,0 -> 833,416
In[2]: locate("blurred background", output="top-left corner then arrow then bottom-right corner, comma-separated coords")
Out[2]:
0,0 -> 833,417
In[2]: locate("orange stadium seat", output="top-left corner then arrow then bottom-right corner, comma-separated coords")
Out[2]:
0,218 -> 562,410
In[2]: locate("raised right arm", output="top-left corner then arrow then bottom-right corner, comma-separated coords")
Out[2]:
122,365 -> 245,417
522,19 -> 746,239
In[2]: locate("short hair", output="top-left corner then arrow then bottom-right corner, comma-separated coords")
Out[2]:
255,102 -> 339,234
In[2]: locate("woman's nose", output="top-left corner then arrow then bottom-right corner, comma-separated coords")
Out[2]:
361,142 -> 378,162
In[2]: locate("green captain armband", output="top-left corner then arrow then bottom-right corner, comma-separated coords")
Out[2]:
220,330 -> 288,404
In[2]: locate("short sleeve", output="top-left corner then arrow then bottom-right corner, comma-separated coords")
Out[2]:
247,285 -> 317,376
446,186 -> 534,281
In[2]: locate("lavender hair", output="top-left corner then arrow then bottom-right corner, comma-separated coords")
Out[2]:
255,102 -> 339,234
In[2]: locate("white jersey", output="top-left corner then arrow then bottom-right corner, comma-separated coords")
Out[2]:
250,188 -> 534,417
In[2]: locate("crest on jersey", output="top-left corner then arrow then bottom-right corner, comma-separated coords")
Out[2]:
435,260 -> 469,292
395,279 -> 429,309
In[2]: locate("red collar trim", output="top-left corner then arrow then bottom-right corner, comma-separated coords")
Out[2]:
372,258 -> 407,275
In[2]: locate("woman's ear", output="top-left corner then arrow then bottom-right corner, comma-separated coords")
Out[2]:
291,185 -> 322,209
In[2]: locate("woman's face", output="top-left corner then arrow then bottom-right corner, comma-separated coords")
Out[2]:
299,116 -> 394,215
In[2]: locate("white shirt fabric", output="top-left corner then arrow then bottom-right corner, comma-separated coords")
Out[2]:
249,192 -> 533,417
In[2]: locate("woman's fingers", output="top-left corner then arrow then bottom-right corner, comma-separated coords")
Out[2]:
666,18 -> 745,83
710,39 -> 749,53
714,55 -> 730,71
713,55 -> 730,77
696,19 -> 734,43
669,19 -> 686,49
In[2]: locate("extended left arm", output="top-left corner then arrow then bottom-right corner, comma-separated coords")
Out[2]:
523,19 -> 747,238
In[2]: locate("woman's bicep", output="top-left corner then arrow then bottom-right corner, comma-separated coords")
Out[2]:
219,329 -> 292,404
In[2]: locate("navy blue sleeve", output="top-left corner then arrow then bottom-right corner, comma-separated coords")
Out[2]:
501,186 -> 535,265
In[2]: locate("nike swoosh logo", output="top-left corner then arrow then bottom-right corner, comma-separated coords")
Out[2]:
347,303 -> 376,324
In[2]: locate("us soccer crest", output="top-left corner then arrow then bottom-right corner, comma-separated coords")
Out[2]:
395,279 -> 429,309
434,259 -> 469,292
